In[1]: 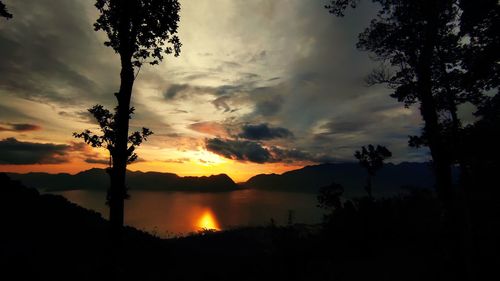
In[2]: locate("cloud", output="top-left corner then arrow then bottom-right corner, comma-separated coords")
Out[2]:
269,146 -> 337,163
0,0 -> 116,106
164,84 -> 190,100
205,138 -> 336,164
188,121 -> 228,137
84,157 -> 109,165
238,123 -> 293,140
253,92 -> 284,117
65,141 -> 113,166
58,110 -> 93,123
0,137 -> 70,164
205,138 -> 272,163
0,0 -> 434,168
0,123 -> 41,132
212,96 -> 232,112
163,83 -> 220,100
163,157 -> 190,164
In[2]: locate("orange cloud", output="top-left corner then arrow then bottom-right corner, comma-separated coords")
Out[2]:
188,121 -> 229,137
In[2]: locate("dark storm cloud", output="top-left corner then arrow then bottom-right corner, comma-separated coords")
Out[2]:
163,81 -> 258,101
0,123 -> 41,132
163,82 -> 256,113
318,98 -> 416,138
205,138 -> 336,164
0,0 -> 117,105
9,123 -> 41,132
164,84 -> 190,100
206,138 -> 272,163
308,102 -> 425,162
321,120 -> 368,134
269,146 -> 338,163
163,83 -> 230,100
84,157 -> 109,165
0,137 -> 70,164
238,123 -> 293,140
253,93 -> 284,117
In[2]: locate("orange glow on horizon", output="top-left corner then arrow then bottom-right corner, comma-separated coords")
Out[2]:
197,209 -> 220,230
0,148 -> 310,182
130,159 -> 306,182
0,162 -> 105,175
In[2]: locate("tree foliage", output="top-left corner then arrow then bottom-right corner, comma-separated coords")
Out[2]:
354,145 -> 392,176
94,0 -> 181,67
459,0 -> 500,93
325,0 -> 499,208
0,1 -> 12,19
73,104 -> 153,166
325,0 -> 359,17
326,0 -> 498,149
318,182 -> 345,211
355,144 -> 392,199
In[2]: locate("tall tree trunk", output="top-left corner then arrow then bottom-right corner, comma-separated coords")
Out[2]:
108,1 -> 134,241
109,58 -> 134,239
417,3 -> 471,278
416,3 -> 454,211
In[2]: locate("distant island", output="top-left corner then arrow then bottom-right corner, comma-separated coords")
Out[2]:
5,168 -> 238,192
243,162 -> 446,197
5,162 -> 444,195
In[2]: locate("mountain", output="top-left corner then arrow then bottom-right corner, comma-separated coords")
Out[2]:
242,162 -> 441,196
5,162 -> 449,195
6,168 -> 238,192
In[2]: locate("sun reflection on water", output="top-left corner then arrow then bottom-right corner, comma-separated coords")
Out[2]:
197,209 -> 220,230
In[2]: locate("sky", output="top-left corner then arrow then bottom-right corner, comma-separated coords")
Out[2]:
0,0 -> 430,182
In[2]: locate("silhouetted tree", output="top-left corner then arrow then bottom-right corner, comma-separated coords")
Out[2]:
456,0 -> 499,189
74,104 -> 152,199
326,2 -> 499,277
77,0 -> 181,238
317,182 -> 344,211
354,145 -> 392,199
459,0 -> 500,94
325,0 -> 487,212
0,1 -> 12,19
460,95 -> 500,194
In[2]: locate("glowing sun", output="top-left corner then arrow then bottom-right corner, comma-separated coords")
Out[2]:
197,210 -> 220,230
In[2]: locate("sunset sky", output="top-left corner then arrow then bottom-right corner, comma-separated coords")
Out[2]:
0,0 -> 437,182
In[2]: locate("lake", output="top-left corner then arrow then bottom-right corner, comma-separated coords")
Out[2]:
51,189 -> 323,238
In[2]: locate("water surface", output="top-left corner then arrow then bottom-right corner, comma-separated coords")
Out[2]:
52,189 -> 323,237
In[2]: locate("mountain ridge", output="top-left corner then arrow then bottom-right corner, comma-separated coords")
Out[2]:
4,162 -> 442,195
242,162 -> 439,196
5,168 -> 238,192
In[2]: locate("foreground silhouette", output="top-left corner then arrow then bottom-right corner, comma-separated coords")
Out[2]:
2,173 -> 498,280
325,2 -> 499,279
75,0 -> 182,239
354,145 -> 392,199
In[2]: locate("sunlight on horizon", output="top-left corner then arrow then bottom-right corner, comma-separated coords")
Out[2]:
190,149 -> 228,167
